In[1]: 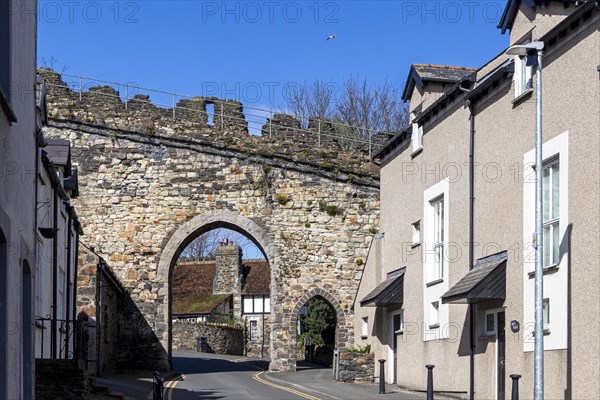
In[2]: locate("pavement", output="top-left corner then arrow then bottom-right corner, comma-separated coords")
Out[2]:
93,351 -> 447,400
263,361 -> 430,400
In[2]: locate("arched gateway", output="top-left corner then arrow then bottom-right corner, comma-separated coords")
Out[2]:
41,69 -> 380,372
157,210 -> 282,369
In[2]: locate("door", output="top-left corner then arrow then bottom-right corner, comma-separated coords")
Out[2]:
497,311 -> 506,400
389,312 -> 402,384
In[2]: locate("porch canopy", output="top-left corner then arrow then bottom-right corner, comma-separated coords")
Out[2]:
441,251 -> 507,305
360,267 -> 405,307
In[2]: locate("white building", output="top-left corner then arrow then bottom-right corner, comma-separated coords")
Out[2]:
0,1 -> 39,398
35,138 -> 82,361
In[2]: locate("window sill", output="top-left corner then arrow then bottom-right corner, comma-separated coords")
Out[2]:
411,147 -> 423,159
527,264 -> 559,278
532,327 -> 551,336
428,323 -> 440,330
426,278 -> 444,288
410,242 -> 421,249
512,88 -> 534,106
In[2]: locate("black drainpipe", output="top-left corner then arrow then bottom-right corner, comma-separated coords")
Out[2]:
96,258 -> 104,376
65,204 -> 72,359
72,222 -> 80,360
51,187 -> 58,359
467,98 -> 476,400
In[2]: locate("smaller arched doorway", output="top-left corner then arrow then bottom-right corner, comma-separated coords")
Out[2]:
296,296 -> 337,367
290,288 -> 346,371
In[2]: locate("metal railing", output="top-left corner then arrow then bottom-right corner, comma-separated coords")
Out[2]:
35,315 -> 90,364
44,72 -> 392,158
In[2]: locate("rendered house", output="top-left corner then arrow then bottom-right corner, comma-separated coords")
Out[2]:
172,241 -> 271,357
0,1 -> 39,397
354,1 -> 600,399
35,138 -> 82,362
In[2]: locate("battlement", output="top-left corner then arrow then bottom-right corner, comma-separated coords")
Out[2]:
39,69 -> 389,177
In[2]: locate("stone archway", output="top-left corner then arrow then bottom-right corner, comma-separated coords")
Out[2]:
290,288 -> 347,369
157,210 -> 282,368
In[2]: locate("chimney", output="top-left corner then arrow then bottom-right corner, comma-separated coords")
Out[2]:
213,240 -> 242,295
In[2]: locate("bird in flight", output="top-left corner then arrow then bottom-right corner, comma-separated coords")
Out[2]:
326,35 -> 336,41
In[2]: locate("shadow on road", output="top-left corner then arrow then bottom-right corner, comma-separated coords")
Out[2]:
173,353 -> 269,374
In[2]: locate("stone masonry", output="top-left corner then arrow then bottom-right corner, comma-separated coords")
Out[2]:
214,240 -> 242,319
172,321 -> 244,355
39,69 -> 381,372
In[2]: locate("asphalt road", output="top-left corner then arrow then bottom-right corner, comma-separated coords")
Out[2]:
168,351 -> 311,400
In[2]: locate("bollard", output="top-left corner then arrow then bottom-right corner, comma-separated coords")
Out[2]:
153,371 -> 164,400
426,365 -> 435,400
510,374 -> 521,400
378,359 -> 386,394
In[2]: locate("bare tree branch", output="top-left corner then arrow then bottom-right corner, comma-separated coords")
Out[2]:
284,77 -> 409,138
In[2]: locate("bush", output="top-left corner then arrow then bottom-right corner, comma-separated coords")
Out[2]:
275,193 -> 290,205
347,343 -> 371,354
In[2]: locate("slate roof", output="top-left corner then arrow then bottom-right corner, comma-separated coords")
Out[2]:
413,64 -> 476,82
45,138 -> 72,175
171,258 -> 270,315
360,267 -> 405,307
441,252 -> 507,304
402,64 -> 476,101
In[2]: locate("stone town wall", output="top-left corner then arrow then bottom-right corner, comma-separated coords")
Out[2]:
172,321 -> 244,355
76,246 -> 126,374
40,69 -> 381,372
39,68 -> 388,176
336,350 -> 375,383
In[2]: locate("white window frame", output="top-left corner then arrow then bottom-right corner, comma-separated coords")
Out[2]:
361,317 -> 369,338
430,197 -> 445,280
412,122 -> 424,153
250,320 -> 258,341
513,40 -> 533,98
542,158 -> 560,268
523,131 -> 569,351
243,295 -> 270,315
411,220 -> 421,245
243,296 -> 254,313
423,179 -> 450,341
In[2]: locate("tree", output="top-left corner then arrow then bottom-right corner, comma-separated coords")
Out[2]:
284,77 -> 409,138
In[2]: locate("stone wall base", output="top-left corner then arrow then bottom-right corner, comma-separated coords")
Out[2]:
172,321 -> 243,355
336,350 -> 374,383
35,359 -> 91,400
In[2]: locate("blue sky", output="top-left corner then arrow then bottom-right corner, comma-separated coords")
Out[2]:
36,1 -> 511,258
38,0 -> 510,111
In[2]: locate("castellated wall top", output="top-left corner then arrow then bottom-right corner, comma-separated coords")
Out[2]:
39,68 -> 387,184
